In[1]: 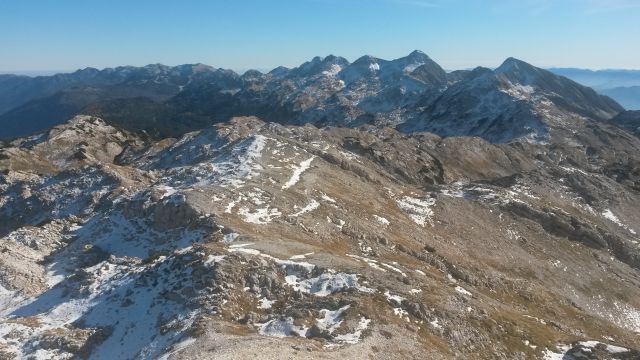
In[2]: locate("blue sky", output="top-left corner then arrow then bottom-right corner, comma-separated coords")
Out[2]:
0,0 -> 639,74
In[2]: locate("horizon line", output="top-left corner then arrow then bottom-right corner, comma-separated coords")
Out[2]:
2,57 -> 640,77
4,66 -> 640,78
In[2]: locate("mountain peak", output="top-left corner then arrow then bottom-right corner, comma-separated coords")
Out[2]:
405,49 -> 431,61
496,57 -> 537,74
352,55 -> 380,65
391,50 -> 432,65
338,55 -> 383,81
290,55 -> 349,77
323,54 -> 349,64
241,69 -> 265,80
268,66 -> 290,77
189,63 -> 215,73
72,67 -> 100,76
494,57 -> 550,87
493,57 -> 623,118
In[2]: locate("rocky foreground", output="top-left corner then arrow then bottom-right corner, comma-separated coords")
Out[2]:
0,115 -> 639,359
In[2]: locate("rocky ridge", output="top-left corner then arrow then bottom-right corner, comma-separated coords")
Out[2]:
0,115 -> 639,359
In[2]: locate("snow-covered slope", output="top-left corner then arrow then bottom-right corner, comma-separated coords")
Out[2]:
400,59 -> 624,143
239,50 -> 447,128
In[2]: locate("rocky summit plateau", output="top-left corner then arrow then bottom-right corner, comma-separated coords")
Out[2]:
1,52 -> 640,360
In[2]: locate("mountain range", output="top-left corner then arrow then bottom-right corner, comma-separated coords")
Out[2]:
1,52 -> 640,359
0,51 -> 636,143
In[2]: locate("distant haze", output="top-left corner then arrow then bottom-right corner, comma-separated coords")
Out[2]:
549,68 -> 640,110
0,70 -> 75,77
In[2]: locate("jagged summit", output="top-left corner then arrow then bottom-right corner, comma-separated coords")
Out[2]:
71,67 -> 101,76
323,54 -> 349,64
407,49 -> 429,57
0,52 -> 629,144
268,65 -> 290,77
289,55 -> 350,78
396,49 -> 435,67
496,57 -> 537,72
496,57 -> 559,84
467,66 -> 493,78
241,69 -> 265,78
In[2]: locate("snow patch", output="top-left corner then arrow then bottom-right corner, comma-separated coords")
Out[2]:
543,344 -> 571,360
393,307 -> 410,321
228,246 -> 316,273
543,342 -> 631,360
289,252 -> 314,260
602,209 -> 637,235
396,196 -> 436,226
347,254 -> 387,272
223,232 -> 239,243
321,194 -> 337,203
333,317 -> 371,344
285,272 -> 374,297
373,215 -> 390,226
238,206 -> 281,224
322,64 -> 343,77
204,254 -> 226,266
282,156 -> 315,189
316,305 -> 349,333
258,297 -> 275,309
258,317 -> 308,337
379,262 -> 406,276
156,185 -> 178,199
500,81 -> 535,101
291,199 -> 320,217
384,291 -> 405,305
455,286 -> 472,296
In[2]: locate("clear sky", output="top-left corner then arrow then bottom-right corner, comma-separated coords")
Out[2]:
1,0 -> 639,74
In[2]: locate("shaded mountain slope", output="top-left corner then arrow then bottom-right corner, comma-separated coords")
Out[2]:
400,59 -> 623,143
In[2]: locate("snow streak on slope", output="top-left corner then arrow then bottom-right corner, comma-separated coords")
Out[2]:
396,196 -> 436,226
282,156 -> 315,189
